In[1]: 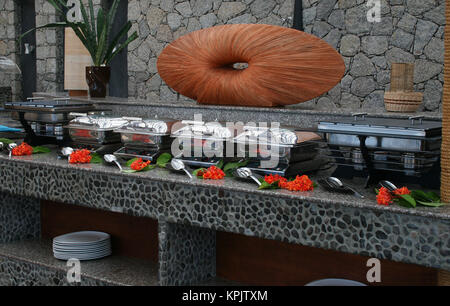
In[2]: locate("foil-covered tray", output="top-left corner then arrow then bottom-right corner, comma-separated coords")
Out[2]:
115,118 -> 177,148
171,120 -> 234,141
65,115 -> 129,144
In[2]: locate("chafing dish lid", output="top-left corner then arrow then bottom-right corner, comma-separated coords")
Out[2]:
171,121 -> 233,140
67,115 -> 129,130
115,118 -> 175,135
317,116 -> 442,138
234,126 -> 320,146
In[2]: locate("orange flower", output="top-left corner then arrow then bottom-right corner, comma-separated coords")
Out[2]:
202,166 -> 225,180
69,149 -> 92,164
376,187 -> 392,206
394,187 -> 411,196
130,158 -> 151,171
12,142 -> 33,156
264,174 -> 288,188
282,175 -> 314,192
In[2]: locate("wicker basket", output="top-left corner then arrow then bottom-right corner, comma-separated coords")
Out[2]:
384,91 -> 423,112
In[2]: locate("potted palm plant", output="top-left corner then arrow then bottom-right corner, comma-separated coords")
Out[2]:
19,0 -> 138,98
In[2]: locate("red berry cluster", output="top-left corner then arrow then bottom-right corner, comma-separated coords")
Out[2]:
264,174 -> 287,187
130,158 -> 151,171
202,166 -> 225,180
11,142 -> 33,156
69,149 -> 92,164
282,175 -> 314,192
376,186 -> 411,206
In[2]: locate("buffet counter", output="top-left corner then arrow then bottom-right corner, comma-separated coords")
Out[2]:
0,150 -> 448,285
0,93 -> 448,285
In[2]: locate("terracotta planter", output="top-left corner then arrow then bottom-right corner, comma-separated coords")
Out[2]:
86,66 -> 110,98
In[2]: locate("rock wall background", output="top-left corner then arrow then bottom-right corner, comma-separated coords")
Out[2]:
302,0 -> 445,112
0,0 -> 21,101
0,0 -> 446,112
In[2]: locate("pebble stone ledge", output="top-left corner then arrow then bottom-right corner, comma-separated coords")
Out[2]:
0,152 -> 448,275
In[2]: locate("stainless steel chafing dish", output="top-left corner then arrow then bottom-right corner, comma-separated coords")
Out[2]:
170,120 -> 235,168
317,114 -> 442,186
233,126 -> 320,163
112,117 -> 177,162
65,115 -> 129,144
114,117 -> 176,149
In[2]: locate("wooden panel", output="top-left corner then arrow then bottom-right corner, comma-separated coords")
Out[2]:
217,231 -> 439,286
64,28 -> 92,91
41,201 -> 158,262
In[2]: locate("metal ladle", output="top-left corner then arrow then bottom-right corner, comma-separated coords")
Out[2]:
0,142 -> 4,151
61,147 -> 74,163
378,180 -> 398,192
104,154 -> 122,171
8,143 -> 17,158
326,177 -> 364,199
171,159 -> 193,179
235,167 -> 261,186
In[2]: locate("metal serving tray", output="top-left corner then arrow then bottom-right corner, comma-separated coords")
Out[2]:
65,116 -> 129,144
234,127 -> 321,162
115,118 -> 177,148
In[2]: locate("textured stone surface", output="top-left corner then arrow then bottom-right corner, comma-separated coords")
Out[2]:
158,222 -> 216,285
302,0 -> 445,111
0,150 -> 448,271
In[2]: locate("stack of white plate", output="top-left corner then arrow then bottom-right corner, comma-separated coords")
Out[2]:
52,231 -> 112,261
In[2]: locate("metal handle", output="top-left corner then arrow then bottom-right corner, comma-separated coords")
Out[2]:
352,112 -> 368,121
53,97 -> 70,101
183,168 -> 193,179
409,115 -> 424,125
122,116 -> 143,121
250,175 -> 262,186
26,97 -> 44,101
69,112 -> 88,117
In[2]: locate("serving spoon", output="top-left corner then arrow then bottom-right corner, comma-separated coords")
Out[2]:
235,167 -> 261,186
104,154 -> 122,171
61,147 -> 74,163
0,142 -> 4,151
378,180 -> 398,192
8,143 -> 17,158
171,159 -> 193,179
326,177 -> 364,199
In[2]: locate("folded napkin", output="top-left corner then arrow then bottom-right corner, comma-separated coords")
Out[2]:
0,125 -> 21,132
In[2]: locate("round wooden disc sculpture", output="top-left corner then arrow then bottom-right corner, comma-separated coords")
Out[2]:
157,24 -> 345,107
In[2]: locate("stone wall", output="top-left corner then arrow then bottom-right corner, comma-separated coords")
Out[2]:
302,0 -> 445,112
0,0 -> 21,101
35,0 -> 65,94
127,0 -> 295,101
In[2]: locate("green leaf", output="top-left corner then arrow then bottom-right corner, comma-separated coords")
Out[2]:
417,201 -> 446,207
0,138 -> 13,144
374,188 -> 380,195
425,192 -> 440,202
32,146 -> 51,154
193,168 -> 207,178
104,21 -> 131,63
104,31 -> 138,65
156,153 -> 172,168
258,180 -> 280,190
121,169 -> 138,173
90,153 -> 103,164
216,159 -> 224,170
411,190 -> 437,203
394,194 -> 416,208
126,158 -> 139,167
223,160 -> 249,177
